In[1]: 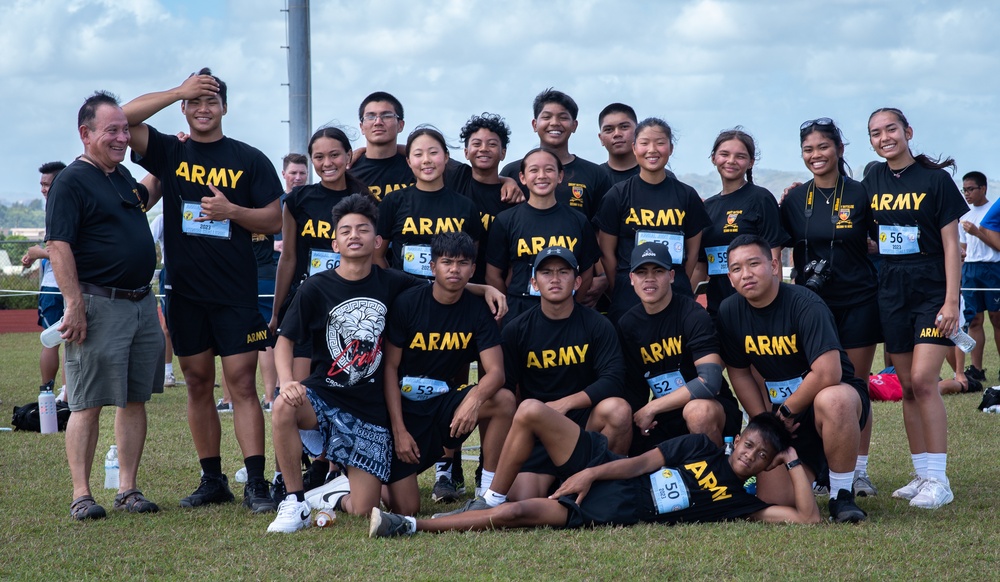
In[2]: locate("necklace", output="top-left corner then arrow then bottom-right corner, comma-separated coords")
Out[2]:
815,185 -> 836,205
890,162 -> 914,179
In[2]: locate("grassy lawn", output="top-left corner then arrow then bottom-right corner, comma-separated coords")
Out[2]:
1,330 -> 998,580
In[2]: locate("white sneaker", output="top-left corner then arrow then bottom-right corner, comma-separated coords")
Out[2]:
304,475 -> 350,510
892,476 -> 925,500
164,372 -> 176,388
909,478 -> 954,509
266,497 -> 312,533
55,386 -> 67,402
853,471 -> 878,497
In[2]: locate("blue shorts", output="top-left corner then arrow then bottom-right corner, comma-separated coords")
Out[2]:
257,277 -> 275,323
961,262 -> 1000,319
37,286 -> 64,328
299,388 -> 393,483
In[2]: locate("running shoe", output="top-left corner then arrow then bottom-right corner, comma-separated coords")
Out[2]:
304,475 -> 350,510
891,475 -> 925,500
267,497 -> 312,533
164,372 -> 176,388
244,477 -> 277,514
909,478 -> 954,509
216,399 -> 233,413
431,476 -> 461,503
828,489 -> 867,523
180,474 -> 235,507
964,365 -> 987,382
431,496 -> 491,519
369,508 -> 413,538
853,472 -> 878,497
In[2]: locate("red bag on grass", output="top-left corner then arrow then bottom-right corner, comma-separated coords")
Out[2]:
868,373 -> 903,401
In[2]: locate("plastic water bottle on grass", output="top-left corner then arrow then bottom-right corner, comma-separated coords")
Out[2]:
104,445 -> 119,489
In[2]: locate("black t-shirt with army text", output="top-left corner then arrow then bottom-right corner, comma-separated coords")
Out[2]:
284,183 -> 351,285
501,155 -> 613,221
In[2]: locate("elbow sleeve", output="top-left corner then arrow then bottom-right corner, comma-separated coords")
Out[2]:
688,363 -> 723,399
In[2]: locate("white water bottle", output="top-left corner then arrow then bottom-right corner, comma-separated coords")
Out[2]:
38,387 -> 58,434
104,445 -> 119,489
724,436 -> 734,455
40,318 -> 65,348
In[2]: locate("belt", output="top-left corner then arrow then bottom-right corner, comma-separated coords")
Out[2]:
79,282 -> 151,302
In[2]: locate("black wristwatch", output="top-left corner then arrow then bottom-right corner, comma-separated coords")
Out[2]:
785,459 -> 802,471
778,404 -> 795,419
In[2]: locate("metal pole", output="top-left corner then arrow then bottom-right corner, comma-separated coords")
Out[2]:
287,0 -> 311,159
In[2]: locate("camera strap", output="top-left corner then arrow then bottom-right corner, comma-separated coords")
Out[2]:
802,176 -> 843,268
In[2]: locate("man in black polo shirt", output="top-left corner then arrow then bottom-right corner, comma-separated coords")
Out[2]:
124,68 -> 282,513
716,234 -> 870,523
46,91 -> 164,520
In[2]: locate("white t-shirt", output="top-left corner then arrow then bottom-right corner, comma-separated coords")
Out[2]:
959,199 -> 1000,263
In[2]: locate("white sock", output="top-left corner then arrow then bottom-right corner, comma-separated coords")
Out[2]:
404,516 -> 417,534
911,453 -> 928,478
854,455 -> 868,475
828,471 -> 854,499
483,488 -> 506,507
480,470 -> 495,492
165,363 -> 173,375
435,460 -> 450,481
273,471 -> 282,482
926,453 -> 948,483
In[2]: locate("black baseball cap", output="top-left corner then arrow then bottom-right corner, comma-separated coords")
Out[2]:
532,246 -> 579,273
630,242 -> 673,272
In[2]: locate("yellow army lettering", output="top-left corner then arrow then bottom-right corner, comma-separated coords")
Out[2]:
515,235 -> 578,257
870,192 -> 927,212
919,327 -> 942,338
401,216 -> 466,235
300,219 -> 333,239
624,207 -> 686,227
246,330 -> 268,344
369,183 -> 410,202
744,334 -> 797,356
684,460 -> 732,501
525,344 -> 589,368
640,336 -> 683,364
409,332 -> 473,351
175,162 -> 244,188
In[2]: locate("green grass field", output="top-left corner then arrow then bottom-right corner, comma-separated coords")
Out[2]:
1,330 -> 998,580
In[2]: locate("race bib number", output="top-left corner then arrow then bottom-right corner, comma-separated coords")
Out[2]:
400,376 -> 450,401
182,202 -> 231,239
765,376 -> 803,405
308,249 -> 341,276
878,225 -> 919,255
705,245 -> 728,275
402,244 -> 432,277
636,230 -> 684,261
646,370 -> 685,399
648,467 -> 691,515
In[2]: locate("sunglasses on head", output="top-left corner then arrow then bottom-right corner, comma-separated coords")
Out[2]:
799,118 -> 835,132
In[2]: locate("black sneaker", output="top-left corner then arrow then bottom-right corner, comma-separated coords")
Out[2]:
180,474 -> 235,508
828,489 -> 867,523
965,365 -> 987,382
966,377 -> 984,393
244,477 -> 277,514
431,476 -> 461,503
271,473 -> 287,505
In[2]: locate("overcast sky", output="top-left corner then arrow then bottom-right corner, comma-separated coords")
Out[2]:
2,0 -> 997,203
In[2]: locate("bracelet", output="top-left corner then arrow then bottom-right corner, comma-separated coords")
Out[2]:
785,459 -> 802,471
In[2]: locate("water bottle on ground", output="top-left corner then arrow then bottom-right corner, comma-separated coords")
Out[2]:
104,445 -> 119,489
38,384 -> 58,434
40,318 -> 64,348
724,436 -> 734,456
315,509 -> 337,528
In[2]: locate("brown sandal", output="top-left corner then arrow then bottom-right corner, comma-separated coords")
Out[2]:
70,495 -> 107,521
113,489 -> 160,513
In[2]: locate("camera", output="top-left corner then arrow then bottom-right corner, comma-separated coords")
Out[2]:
803,259 -> 831,293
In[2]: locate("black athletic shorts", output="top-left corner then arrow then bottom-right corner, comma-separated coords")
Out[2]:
554,430 -> 644,528
521,407 -> 592,475
166,292 -> 273,357
830,296 -> 883,350
387,387 -> 476,483
775,377 -> 870,488
878,258 -> 951,353
629,395 -> 743,457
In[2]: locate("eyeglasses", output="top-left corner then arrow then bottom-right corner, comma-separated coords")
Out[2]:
361,113 -> 400,123
962,186 -> 983,193
800,118 -> 835,132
